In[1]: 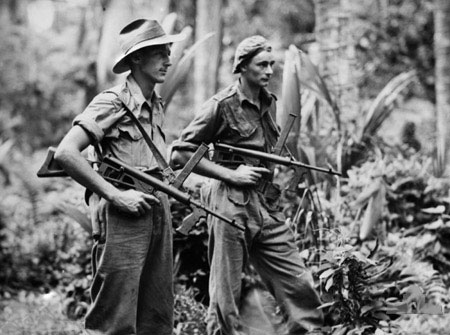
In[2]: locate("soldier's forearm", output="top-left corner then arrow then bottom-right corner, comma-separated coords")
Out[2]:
171,149 -> 235,183
54,147 -> 120,202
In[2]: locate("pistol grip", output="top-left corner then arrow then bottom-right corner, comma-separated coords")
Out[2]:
176,207 -> 206,235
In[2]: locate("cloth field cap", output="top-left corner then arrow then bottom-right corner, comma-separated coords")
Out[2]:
232,35 -> 272,74
112,19 -> 185,74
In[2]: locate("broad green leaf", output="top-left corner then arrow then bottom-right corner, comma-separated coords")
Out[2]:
161,12 -> 178,34
332,326 -> 348,335
318,301 -> 336,309
279,45 -> 301,136
372,312 -> 390,321
325,276 -> 334,291
424,219 -> 444,230
351,177 -> 383,208
360,178 -> 386,241
360,304 -> 375,315
360,70 -> 417,140
352,251 -> 376,266
342,288 -> 349,299
0,139 -> 14,162
160,26 -> 193,90
297,50 -> 341,129
319,268 -> 335,280
55,201 -> 91,234
159,31 -> 215,108
422,205 -> 446,214
300,90 -> 317,130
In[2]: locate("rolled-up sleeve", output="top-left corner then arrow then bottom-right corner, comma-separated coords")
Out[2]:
73,92 -> 125,144
172,98 -> 224,152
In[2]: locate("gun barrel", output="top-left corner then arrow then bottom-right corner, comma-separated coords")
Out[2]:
214,143 -> 341,176
189,198 -> 245,231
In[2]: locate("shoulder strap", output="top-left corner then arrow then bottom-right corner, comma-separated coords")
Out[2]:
123,107 -> 175,182
109,87 -> 175,182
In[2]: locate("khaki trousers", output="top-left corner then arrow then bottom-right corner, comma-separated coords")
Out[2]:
84,192 -> 173,335
204,181 -> 323,335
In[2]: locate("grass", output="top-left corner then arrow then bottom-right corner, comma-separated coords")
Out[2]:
0,291 -> 83,335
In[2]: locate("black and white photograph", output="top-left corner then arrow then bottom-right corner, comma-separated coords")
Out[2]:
1,0 -> 449,334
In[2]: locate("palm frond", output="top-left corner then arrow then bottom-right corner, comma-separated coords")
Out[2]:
357,177 -> 386,241
157,26 -> 193,101
279,45 -> 301,127
0,139 -> 14,162
0,139 -> 14,184
161,12 -> 178,34
297,50 -> 341,130
11,160 -> 42,225
300,90 -> 318,131
279,45 -> 302,150
55,201 -> 91,234
351,178 -> 383,208
159,31 -> 215,108
360,70 -> 417,140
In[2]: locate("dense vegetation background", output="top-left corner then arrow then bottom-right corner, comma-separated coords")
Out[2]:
1,0 -> 450,334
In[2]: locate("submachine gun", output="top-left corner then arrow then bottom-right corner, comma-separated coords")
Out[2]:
37,144 -> 243,235
214,142 -> 341,177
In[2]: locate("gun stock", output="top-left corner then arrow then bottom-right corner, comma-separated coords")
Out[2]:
36,147 -> 69,177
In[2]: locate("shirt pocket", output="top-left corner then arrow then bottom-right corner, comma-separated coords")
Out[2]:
117,123 -> 143,141
223,105 -> 257,138
113,121 -> 145,164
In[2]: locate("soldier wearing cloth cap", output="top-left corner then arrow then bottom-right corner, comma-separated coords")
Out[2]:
171,36 -> 324,334
54,19 -> 184,334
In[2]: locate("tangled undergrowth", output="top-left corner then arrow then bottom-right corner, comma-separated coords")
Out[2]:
1,148 -> 450,335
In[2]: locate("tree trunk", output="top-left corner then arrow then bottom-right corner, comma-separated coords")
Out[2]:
434,0 -> 450,176
0,0 -> 26,24
193,0 -> 222,110
314,0 -> 364,125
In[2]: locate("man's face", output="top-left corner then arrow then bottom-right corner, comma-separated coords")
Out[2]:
138,44 -> 172,84
241,50 -> 275,88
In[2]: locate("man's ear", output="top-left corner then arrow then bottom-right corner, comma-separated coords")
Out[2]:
129,51 -> 142,65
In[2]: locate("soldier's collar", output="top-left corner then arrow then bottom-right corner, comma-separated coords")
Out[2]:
236,80 -> 274,107
126,74 -> 162,110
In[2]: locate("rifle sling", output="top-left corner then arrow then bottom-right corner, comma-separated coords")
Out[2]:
171,143 -> 209,189
123,108 -> 175,182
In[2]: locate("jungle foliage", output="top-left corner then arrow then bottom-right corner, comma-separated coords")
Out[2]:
1,1 -> 449,335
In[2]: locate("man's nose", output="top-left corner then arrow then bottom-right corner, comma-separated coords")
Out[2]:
164,56 -> 172,67
266,65 -> 273,75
